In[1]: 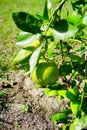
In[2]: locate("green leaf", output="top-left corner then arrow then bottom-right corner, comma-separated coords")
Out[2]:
68,11 -> 81,25
84,80 -> 87,93
51,110 -> 69,123
70,116 -> 87,130
29,45 -> 42,73
51,20 -> 78,40
13,49 -> 33,64
70,118 -> 82,130
51,28 -> 78,40
58,90 -> 67,98
70,102 -> 81,118
59,63 -> 72,77
80,13 -> 87,25
54,19 -> 69,33
45,87 -> 58,96
16,32 -> 32,43
80,116 -> 87,128
12,12 -> 41,34
43,0 -> 49,20
69,54 -> 81,63
66,90 -> 77,102
16,32 -> 40,47
82,97 -> 87,115
56,0 -> 62,2
47,42 -> 56,56
62,124 -> 69,130
73,86 -> 80,95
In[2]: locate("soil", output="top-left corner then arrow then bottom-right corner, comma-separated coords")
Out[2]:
0,71 -> 69,130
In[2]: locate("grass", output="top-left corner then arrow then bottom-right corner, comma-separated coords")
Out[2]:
0,0 -> 45,78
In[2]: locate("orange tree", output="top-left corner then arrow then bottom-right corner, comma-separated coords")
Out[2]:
12,0 -> 87,129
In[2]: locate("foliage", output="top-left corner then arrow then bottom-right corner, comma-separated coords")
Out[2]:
0,0 -> 45,78
12,0 -> 87,129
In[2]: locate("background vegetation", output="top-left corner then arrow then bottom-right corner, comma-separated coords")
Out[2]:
0,0 -> 45,78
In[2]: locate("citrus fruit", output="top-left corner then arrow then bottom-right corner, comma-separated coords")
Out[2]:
31,60 -> 58,85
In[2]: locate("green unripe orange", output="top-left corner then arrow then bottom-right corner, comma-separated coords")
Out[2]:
31,60 -> 58,86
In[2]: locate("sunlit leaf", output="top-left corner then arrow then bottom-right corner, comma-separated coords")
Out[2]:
70,118 -> 82,130
80,13 -> 87,25
51,110 -> 69,123
70,101 -> 81,118
70,116 -> 87,130
13,49 -> 33,64
58,90 -> 67,98
12,12 -> 41,34
68,11 -> 81,25
45,87 -> 58,96
16,32 -> 40,47
51,28 -> 78,40
29,45 -> 42,73
47,0 -> 52,10
47,42 -> 56,56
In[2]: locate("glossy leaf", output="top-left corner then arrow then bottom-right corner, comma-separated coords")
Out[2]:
58,88 -> 77,102
51,110 -> 69,123
51,28 -> 78,40
80,13 -> 87,25
70,102 -> 81,118
12,12 -> 41,34
70,118 -> 82,130
70,116 -> 87,130
58,90 -> 67,98
16,32 -> 32,43
45,87 -> 58,96
29,45 -> 42,73
13,49 -> 33,64
54,19 -> 69,33
16,32 -> 40,47
43,0 -> 49,20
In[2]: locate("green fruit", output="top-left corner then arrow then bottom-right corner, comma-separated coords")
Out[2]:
31,60 -> 58,85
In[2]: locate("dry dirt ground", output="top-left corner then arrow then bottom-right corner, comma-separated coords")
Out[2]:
0,71 -> 69,130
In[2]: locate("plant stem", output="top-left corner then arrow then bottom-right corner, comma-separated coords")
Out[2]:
44,0 -> 66,35
60,40 -> 64,60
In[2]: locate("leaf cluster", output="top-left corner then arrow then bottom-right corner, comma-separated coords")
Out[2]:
12,0 -> 87,129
